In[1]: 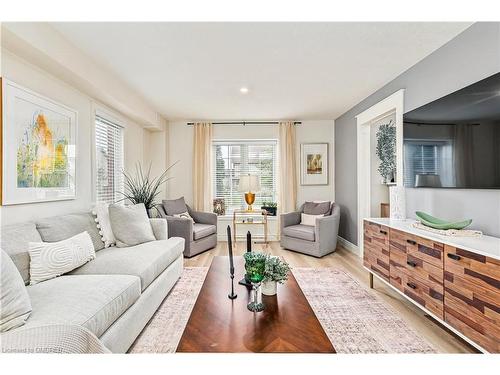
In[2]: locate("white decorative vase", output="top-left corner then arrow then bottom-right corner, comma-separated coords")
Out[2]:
389,185 -> 406,220
261,280 -> 277,296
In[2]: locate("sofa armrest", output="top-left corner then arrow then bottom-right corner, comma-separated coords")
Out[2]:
149,218 -> 168,240
280,212 -> 301,231
0,324 -> 110,354
165,216 -> 193,241
189,210 -> 217,226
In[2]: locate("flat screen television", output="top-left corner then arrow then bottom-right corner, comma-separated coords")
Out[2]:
403,72 -> 500,189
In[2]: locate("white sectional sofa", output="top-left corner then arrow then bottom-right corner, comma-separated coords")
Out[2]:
0,212 -> 184,353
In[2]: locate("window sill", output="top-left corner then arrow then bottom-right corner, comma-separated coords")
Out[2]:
216,215 -> 278,221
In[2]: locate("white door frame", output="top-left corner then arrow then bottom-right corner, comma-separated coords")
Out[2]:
356,89 -> 405,256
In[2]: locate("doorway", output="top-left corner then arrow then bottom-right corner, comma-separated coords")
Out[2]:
356,89 -> 404,256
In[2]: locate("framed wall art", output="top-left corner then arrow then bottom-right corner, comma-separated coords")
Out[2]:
2,79 -> 77,205
300,142 -> 328,185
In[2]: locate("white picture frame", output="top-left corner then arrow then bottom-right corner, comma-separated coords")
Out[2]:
300,143 -> 328,185
2,79 -> 77,205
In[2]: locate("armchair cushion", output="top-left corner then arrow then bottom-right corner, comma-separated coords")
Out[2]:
193,223 -> 217,241
162,197 -> 188,216
303,201 -> 331,216
283,224 -> 315,242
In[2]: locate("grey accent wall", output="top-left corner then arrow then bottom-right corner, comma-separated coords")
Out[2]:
335,23 -> 500,244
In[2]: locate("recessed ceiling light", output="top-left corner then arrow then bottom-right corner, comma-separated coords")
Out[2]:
240,87 -> 249,94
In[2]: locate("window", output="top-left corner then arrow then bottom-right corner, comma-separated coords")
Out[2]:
95,114 -> 124,203
404,140 -> 453,187
213,140 -> 277,213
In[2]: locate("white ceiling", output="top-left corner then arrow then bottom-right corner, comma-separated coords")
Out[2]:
51,22 -> 471,121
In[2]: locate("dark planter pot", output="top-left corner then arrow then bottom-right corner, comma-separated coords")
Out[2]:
261,206 -> 277,216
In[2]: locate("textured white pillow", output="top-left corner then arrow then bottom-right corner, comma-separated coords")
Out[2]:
28,232 -> 96,285
1,249 -> 32,332
301,213 -> 324,226
173,211 -> 195,223
92,202 -> 116,248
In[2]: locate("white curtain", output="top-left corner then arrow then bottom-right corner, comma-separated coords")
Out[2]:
278,121 -> 297,213
193,122 -> 213,211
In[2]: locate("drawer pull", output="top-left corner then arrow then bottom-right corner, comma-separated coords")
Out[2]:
379,230 -> 387,235
406,239 -> 417,245
406,282 -> 417,290
406,261 -> 417,268
447,253 -> 461,261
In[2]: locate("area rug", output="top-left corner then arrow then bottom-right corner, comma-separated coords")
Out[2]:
293,267 -> 436,353
129,266 -> 436,353
129,267 -> 209,353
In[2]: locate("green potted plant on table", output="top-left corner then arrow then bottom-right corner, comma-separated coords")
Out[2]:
262,255 -> 291,296
261,201 -> 278,216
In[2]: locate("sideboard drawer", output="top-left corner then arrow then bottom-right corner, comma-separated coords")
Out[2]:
363,220 -> 390,281
390,245 -> 443,292
390,228 -> 444,269
444,245 -> 500,353
390,265 -> 444,319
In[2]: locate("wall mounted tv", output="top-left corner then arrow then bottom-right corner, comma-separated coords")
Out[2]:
403,72 -> 500,189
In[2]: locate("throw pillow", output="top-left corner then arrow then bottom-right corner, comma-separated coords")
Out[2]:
303,201 -> 331,216
173,211 -> 195,223
108,203 -> 156,247
92,202 -> 116,248
301,213 -> 324,226
28,232 -> 96,285
1,249 -> 32,332
162,197 -> 188,216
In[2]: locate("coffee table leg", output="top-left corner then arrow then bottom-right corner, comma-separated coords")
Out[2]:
369,273 -> 374,288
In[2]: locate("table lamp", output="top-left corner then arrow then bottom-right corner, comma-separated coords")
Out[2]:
238,174 -> 261,211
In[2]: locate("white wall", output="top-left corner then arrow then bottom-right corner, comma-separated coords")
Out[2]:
1,49 -> 148,225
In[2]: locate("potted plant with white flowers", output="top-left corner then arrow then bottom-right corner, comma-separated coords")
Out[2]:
262,255 -> 291,296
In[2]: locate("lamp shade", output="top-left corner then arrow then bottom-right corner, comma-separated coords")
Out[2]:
415,174 -> 442,188
238,174 -> 261,192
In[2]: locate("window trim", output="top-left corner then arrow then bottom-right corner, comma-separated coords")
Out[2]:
212,138 -> 278,215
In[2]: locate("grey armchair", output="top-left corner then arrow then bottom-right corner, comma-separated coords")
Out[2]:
158,197 -> 217,258
280,201 -> 340,258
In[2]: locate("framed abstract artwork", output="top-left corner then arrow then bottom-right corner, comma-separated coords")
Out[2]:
2,79 -> 77,205
300,143 -> 328,185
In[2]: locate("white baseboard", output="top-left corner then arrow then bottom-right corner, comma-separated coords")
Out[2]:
338,236 -> 360,256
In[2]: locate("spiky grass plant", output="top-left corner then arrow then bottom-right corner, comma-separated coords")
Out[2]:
120,162 -> 176,216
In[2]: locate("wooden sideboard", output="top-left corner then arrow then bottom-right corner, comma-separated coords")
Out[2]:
363,218 -> 500,353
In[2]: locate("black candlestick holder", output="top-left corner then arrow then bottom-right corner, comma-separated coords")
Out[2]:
227,225 -> 237,299
238,230 -> 253,288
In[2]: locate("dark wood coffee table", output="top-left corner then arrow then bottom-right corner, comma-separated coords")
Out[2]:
176,256 -> 335,353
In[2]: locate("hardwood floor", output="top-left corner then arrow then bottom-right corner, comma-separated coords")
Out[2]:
184,241 -> 478,353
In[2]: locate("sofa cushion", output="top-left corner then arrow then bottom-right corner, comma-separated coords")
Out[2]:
193,223 -> 217,241
162,197 -> 188,216
26,274 -> 141,337
36,213 -> 105,252
69,238 -> 184,291
108,203 -> 156,248
283,224 -> 315,242
303,201 -> 331,216
1,222 -> 42,284
1,250 -> 32,332
28,232 -> 96,285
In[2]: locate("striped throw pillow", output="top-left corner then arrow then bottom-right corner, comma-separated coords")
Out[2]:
28,232 -> 96,285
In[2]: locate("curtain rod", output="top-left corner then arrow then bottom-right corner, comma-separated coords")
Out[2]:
186,121 -> 301,126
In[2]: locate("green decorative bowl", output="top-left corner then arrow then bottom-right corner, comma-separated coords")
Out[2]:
415,211 -> 472,230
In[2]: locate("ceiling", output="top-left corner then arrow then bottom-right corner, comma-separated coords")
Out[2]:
51,22 -> 472,121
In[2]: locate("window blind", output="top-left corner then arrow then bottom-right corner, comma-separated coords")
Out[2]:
404,141 -> 442,187
213,140 -> 277,213
95,115 -> 124,204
